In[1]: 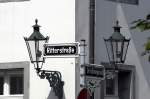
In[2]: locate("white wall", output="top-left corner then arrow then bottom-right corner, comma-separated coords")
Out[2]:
0,0 -> 75,99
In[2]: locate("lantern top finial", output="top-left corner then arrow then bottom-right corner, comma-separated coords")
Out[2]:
116,20 -> 119,26
25,19 -> 49,40
35,19 -> 38,25
32,19 -> 41,32
109,20 -> 125,41
113,20 -> 121,33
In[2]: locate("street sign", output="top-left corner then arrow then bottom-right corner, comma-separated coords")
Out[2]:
80,64 -> 105,97
43,43 -> 79,57
83,64 -> 105,79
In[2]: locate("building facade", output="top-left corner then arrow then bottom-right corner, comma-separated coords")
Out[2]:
0,0 -> 76,99
76,0 -> 150,99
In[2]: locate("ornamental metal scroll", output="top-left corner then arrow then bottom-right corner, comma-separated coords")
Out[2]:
38,70 -> 64,99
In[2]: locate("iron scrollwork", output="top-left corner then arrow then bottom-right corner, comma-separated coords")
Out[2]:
38,70 -> 64,99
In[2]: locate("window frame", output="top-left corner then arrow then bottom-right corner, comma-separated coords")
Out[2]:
0,61 -> 29,99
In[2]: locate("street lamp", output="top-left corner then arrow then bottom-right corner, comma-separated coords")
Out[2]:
104,21 -> 130,78
24,19 -> 64,99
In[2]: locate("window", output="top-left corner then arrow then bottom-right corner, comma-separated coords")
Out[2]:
0,77 -> 4,95
105,74 -> 118,96
10,75 -> 23,95
0,68 -> 23,95
0,61 -> 29,99
106,78 -> 115,95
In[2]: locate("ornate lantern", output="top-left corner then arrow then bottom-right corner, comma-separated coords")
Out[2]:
24,19 -> 64,99
104,21 -> 130,64
24,19 -> 49,72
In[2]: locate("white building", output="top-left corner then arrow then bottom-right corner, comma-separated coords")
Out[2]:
0,0 -> 76,99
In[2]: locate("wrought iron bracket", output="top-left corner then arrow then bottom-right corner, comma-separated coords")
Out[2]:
37,69 -> 64,99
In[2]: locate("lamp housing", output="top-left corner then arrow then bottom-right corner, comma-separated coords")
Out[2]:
24,19 -> 49,70
104,21 -> 130,64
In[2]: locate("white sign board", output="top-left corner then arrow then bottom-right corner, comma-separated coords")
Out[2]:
43,43 -> 79,58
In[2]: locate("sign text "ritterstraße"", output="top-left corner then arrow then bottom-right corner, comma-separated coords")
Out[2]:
44,43 -> 79,57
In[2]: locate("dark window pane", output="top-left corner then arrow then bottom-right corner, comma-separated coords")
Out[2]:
106,78 -> 115,95
0,77 -> 4,95
10,76 -> 23,95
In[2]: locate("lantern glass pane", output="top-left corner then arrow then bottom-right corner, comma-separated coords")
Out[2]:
37,40 -> 46,62
27,40 -> 36,62
105,39 -> 129,63
105,40 -> 114,63
116,41 -> 122,63
112,41 -> 117,63
107,40 -> 123,63
122,41 -> 129,63
26,40 -> 46,63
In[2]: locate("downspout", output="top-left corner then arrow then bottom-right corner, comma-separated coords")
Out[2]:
89,0 -> 95,64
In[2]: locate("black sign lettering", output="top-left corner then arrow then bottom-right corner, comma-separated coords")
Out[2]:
44,43 -> 79,56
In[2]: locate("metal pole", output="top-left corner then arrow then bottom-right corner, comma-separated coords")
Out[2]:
80,39 -> 87,65
90,92 -> 94,99
89,0 -> 95,64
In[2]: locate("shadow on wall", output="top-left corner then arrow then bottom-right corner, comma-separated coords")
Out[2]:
47,88 -> 66,99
